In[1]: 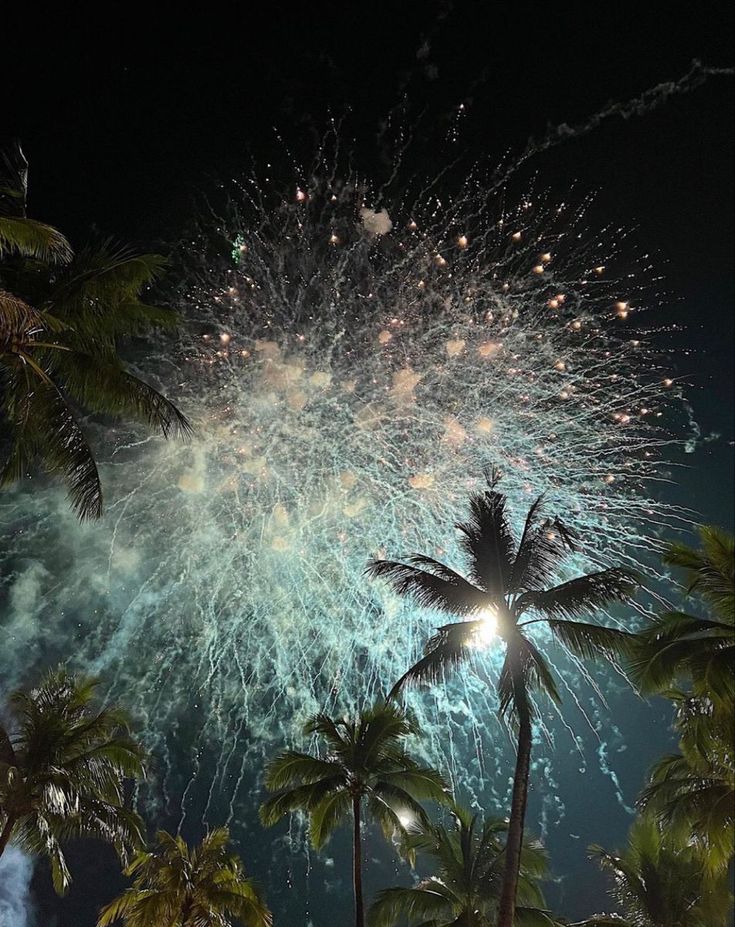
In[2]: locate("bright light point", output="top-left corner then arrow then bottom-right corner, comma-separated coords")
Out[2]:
471,607 -> 498,649
398,812 -> 414,829
532,264 -> 544,274
511,231 -> 522,241
457,234 -> 469,249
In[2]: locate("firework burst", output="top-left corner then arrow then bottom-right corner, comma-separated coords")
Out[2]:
0,140 -> 691,837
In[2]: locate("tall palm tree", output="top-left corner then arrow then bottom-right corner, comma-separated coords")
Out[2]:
260,703 -> 452,927
98,828 -> 271,927
368,804 -> 558,927
1,140 -> 190,519
629,527 -> 734,873
366,476 -> 637,927
580,815 -> 732,927
0,668 -> 145,894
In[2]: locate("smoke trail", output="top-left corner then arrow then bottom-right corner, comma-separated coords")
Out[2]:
0,849 -> 35,927
488,59 -> 734,194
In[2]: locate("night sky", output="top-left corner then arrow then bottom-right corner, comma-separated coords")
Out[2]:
1,2 -> 733,924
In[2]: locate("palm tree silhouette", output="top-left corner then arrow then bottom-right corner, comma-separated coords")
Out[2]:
98,827 -> 272,927
366,475 -> 636,927
260,702 -> 451,927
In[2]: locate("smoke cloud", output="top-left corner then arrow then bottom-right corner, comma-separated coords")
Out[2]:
0,848 -> 35,927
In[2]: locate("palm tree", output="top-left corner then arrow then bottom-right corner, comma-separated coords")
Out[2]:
630,527 -> 734,873
1,140 -> 191,519
581,815 -> 732,927
366,476 -> 637,927
368,803 -> 558,927
630,526 -> 734,710
260,702 -> 452,927
98,828 -> 271,927
0,668 -> 145,894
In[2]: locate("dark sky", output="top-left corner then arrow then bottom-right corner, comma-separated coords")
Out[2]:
2,1 -> 733,923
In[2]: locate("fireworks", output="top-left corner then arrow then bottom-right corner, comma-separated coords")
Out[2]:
0,144 -> 692,840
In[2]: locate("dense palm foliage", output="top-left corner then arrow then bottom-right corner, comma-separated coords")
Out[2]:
97,828 -> 271,927
0,668 -> 145,893
0,140 -> 190,519
368,804 -> 558,927
630,527 -> 734,874
367,476 -> 637,927
581,816 -> 732,927
630,526 -> 734,705
260,703 -> 451,927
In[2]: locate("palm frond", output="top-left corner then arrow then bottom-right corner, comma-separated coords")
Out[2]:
510,511 -> 577,594
0,216 -> 72,262
514,908 -> 561,927
519,636 -> 561,704
308,789 -> 352,849
389,620 -> 481,699
259,777 -> 344,826
455,484 -> 516,595
376,766 -> 451,804
1,378 -> 103,519
0,290 -> 67,343
546,619 -> 637,661
45,353 -> 191,438
515,568 -> 637,621
368,884 -> 453,927
262,750 -> 339,790
366,558 -> 488,615
664,526 -> 735,620
47,242 -> 167,319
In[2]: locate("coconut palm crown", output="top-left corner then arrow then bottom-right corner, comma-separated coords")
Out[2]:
98,827 -> 272,927
0,667 -> 145,894
368,804 -> 557,927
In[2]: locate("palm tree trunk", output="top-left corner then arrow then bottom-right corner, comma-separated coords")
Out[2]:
497,680 -> 533,927
352,795 -> 364,927
0,816 -> 16,858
